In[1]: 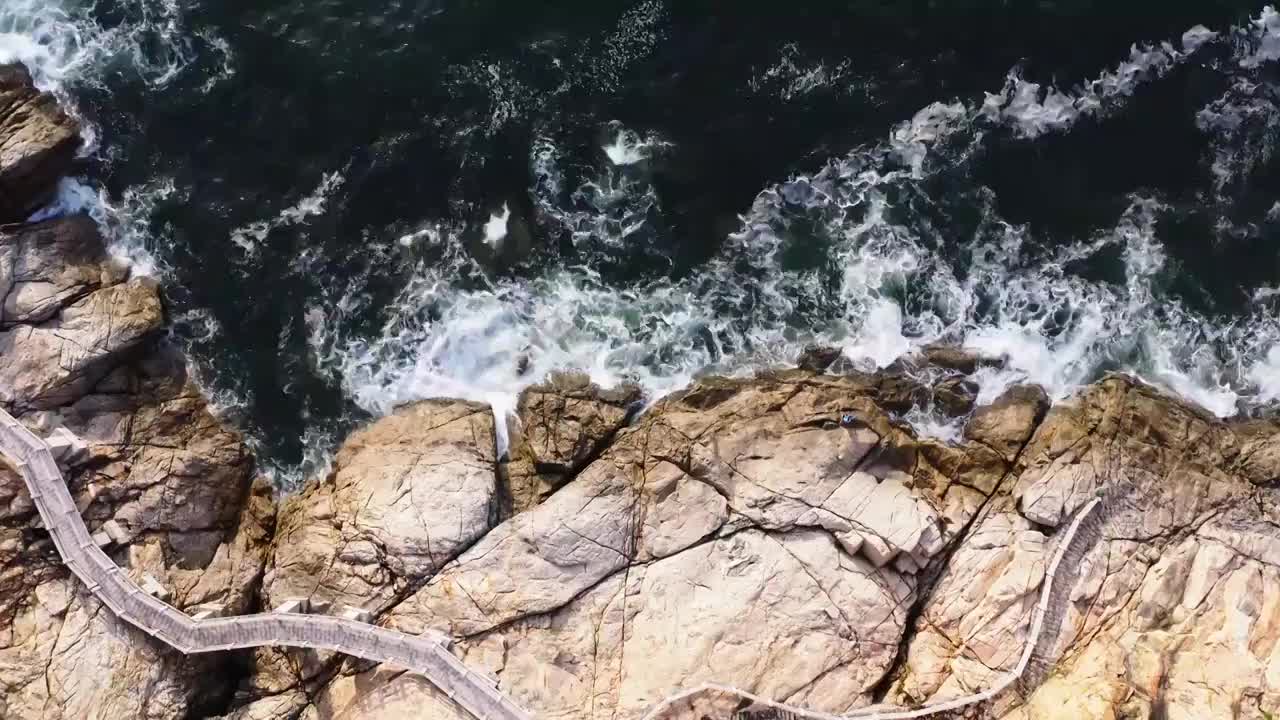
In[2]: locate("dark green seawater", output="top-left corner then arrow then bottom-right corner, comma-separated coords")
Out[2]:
6,1 -> 1280,485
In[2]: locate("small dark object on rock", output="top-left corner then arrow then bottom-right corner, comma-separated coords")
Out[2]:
839,412 -> 859,428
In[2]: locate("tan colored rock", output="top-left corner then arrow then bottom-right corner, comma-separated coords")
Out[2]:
0,367 -> 275,720
881,375 -> 1280,720
1233,419 -> 1280,486
0,116 -> 273,718
208,373 -> 1280,720
0,216 -> 123,326
0,63 -> 80,222
263,399 -> 498,614
964,384 -> 1049,462
502,371 -> 640,515
304,668 -> 471,720
0,278 -> 164,408
894,511 -> 1050,704
464,529 -> 911,720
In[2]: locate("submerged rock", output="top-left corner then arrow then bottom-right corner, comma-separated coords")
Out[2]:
932,375 -> 979,416
796,344 -> 842,372
919,343 -> 1006,375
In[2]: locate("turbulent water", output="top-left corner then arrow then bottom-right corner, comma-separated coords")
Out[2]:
6,1 -> 1280,487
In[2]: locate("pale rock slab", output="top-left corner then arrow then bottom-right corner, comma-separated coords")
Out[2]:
264,399 -> 499,613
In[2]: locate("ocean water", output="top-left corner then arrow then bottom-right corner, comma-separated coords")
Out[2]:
5,1 -> 1280,488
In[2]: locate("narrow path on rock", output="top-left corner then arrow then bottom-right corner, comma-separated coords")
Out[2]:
0,407 -> 532,720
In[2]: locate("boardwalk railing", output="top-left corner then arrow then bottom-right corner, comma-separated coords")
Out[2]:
642,497 -> 1103,720
0,408 -> 532,720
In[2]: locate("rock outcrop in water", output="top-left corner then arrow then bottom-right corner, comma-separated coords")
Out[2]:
1,63 -> 1279,720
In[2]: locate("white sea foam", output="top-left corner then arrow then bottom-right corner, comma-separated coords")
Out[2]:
980,40 -> 1192,139
0,0 -> 220,155
1242,5 -> 1280,68
1249,345 -> 1280,404
228,171 -> 345,258
29,175 -> 174,275
749,42 -> 856,102
448,1 -> 667,137
603,125 -> 666,166
483,202 -> 510,248
3,0 -> 227,280
1193,8 -> 1280,202
304,14 -> 1280,457
13,3 -> 1280,487
534,130 -> 663,251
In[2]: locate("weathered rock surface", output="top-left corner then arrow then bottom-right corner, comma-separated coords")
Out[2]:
242,368 -> 1280,720
242,371 -> 1027,720
0,63 -> 79,222
0,215 -> 122,326
0,300 -> 274,720
887,377 -> 1280,720
0,215 -> 164,410
0,274 -> 164,408
0,68 -> 274,720
501,371 -> 641,515
263,399 -> 499,614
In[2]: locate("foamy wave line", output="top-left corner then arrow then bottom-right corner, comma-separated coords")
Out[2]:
303,11 -> 1280,467
229,171 -> 346,258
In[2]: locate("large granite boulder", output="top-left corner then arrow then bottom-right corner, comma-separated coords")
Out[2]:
263,399 -> 500,614
259,372 -> 1026,720
0,276 -> 164,408
0,215 -> 122,326
0,216 -> 164,410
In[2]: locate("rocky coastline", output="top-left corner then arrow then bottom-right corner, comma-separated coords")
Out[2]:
2,62 -> 1279,720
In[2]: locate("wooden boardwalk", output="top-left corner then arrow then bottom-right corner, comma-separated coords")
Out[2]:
0,408 -> 532,720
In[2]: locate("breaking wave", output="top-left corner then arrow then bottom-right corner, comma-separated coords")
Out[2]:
304,9 -> 1280,458
1,0 -> 229,273
14,2 -> 1280,485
